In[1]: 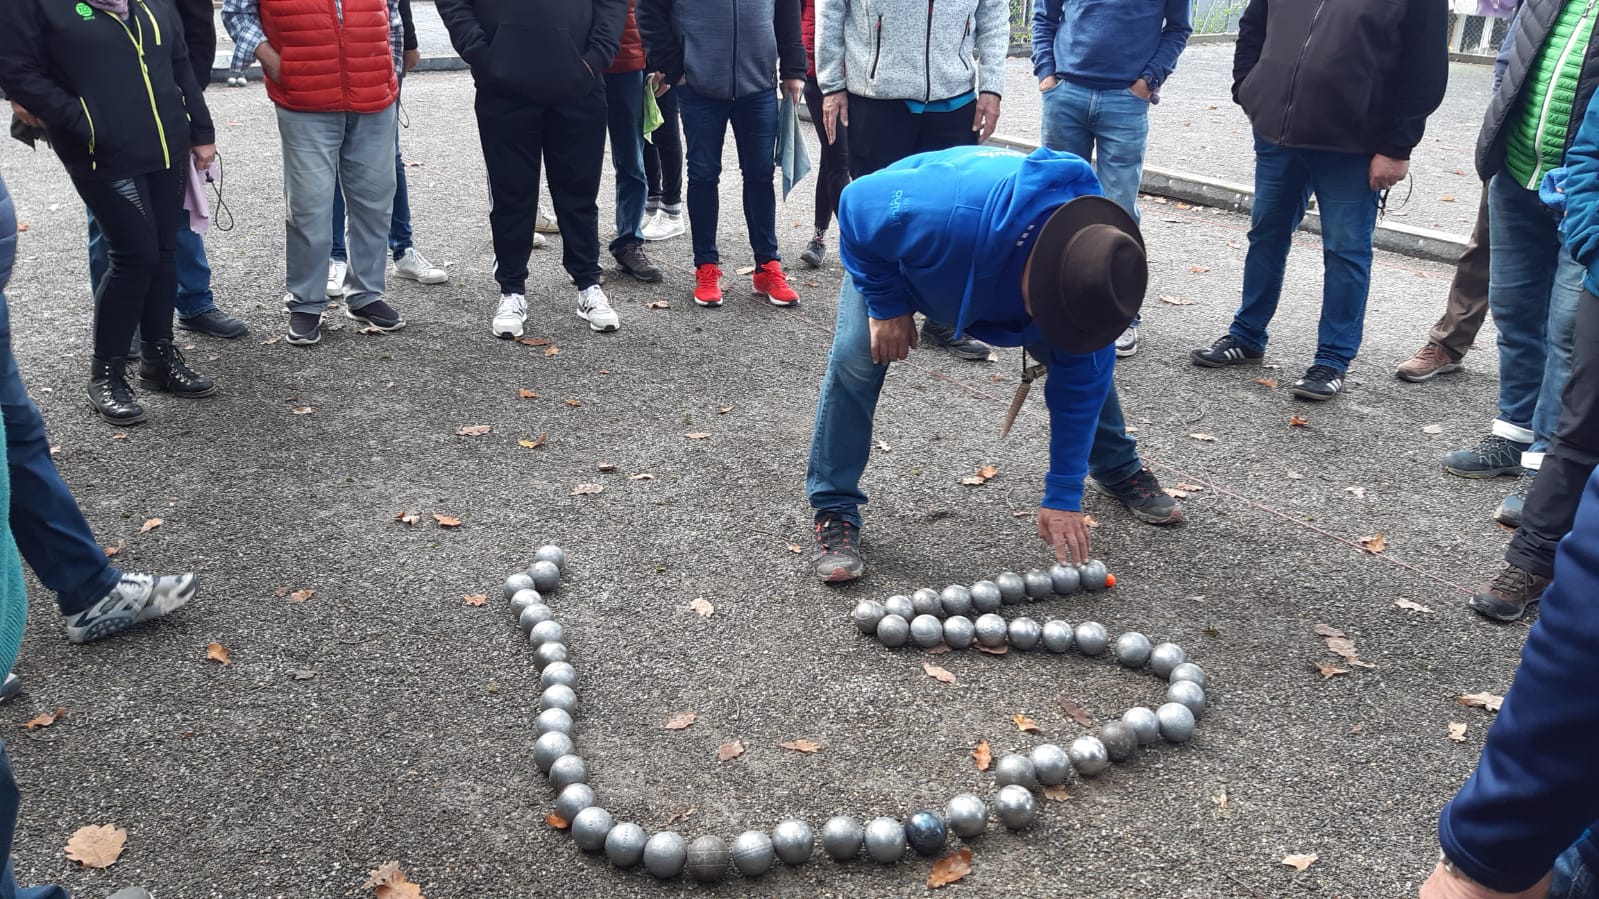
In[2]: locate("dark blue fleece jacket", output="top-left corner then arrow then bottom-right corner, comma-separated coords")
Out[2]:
836,146 -> 1114,513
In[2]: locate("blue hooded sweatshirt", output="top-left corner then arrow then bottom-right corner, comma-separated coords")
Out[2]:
835,145 -> 1115,513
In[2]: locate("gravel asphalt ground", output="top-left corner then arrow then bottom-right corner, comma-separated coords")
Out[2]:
0,70 -> 1529,898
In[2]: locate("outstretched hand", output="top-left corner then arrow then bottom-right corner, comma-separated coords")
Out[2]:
1037,508 -> 1090,566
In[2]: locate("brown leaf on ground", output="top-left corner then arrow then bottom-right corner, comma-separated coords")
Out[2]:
735,265 -> 757,275
64,824 -> 127,869
629,473 -> 655,480
455,424 -> 492,437
684,432 -> 712,440
1162,487 -> 1191,499
518,435 -> 548,449
102,540 -> 124,557
1158,294 -> 1194,306
1083,514 -> 1100,528
546,813 -> 570,830
206,643 -> 231,665
1449,722 -> 1469,743
1458,692 -> 1504,713
1189,433 -> 1216,442
663,712 -> 698,730
433,514 -> 463,528
962,465 -> 1000,486
781,739 -> 822,753
1314,662 -> 1349,680
288,588 -> 316,603
666,806 -> 696,824
518,388 -> 539,399
1441,195 -> 1456,202
1014,713 -> 1041,734
1057,696 -> 1094,728
689,598 -> 714,618
1252,377 -> 1279,388
570,484 -> 604,496
1042,785 -> 1070,802
291,405 -> 314,414
1212,786 -> 1230,811
1314,624 -> 1344,638
972,740 -> 992,771
1189,264 -> 1210,273
648,300 -> 671,309
23,708 -> 66,730
514,336 -> 551,347
1289,414 -> 1310,427
927,848 -> 973,888
139,518 -> 163,534
1395,598 -> 1435,613
565,399 -> 583,408
1360,533 -> 1387,553
1281,853 -> 1318,872
596,463 -> 618,473
462,594 -> 487,607
717,740 -> 746,762
974,643 -> 1009,656
543,345 -> 560,357
786,543 -> 803,554
719,405 -> 735,414
1176,482 -> 1205,492
923,662 -> 957,684
393,511 -> 421,526
1316,624 -> 1377,669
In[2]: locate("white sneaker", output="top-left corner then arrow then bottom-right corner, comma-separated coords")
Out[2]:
533,232 -> 547,249
326,260 -> 348,298
393,247 -> 448,285
493,293 -> 527,339
536,207 -> 559,234
642,210 -> 685,241
576,284 -> 620,333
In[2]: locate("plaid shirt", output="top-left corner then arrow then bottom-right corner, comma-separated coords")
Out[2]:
222,0 -> 402,82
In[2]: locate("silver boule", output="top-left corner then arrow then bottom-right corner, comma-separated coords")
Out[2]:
1113,631 -> 1153,668
1007,616 -> 1042,650
539,683 -> 577,714
911,588 -> 942,617
969,580 -> 1003,613
529,619 -> 564,647
852,600 -> 886,635
863,817 -> 905,863
994,784 -> 1037,830
643,831 -> 688,879
1157,701 -> 1197,743
994,753 -> 1038,790
1167,680 -> 1207,717
605,822 -> 647,868
975,613 -> 1009,648
554,783 -> 596,822
995,571 -> 1026,604
1023,568 -> 1054,599
527,559 -> 562,593
731,830 -> 776,876
1098,721 -> 1138,762
1169,662 -> 1207,689
876,614 -> 910,648
1078,559 -> 1109,591
910,614 -> 945,648
1068,735 -> 1110,777
533,731 -> 573,772
884,595 -> 915,620
518,603 -> 553,634
686,835 -> 730,883
540,661 -> 577,690
510,588 -> 543,615
820,816 -> 864,860
548,754 -> 589,792
1150,642 -> 1187,678
1122,707 -> 1160,745
1074,621 -> 1109,655
533,544 -> 567,571
535,707 -> 573,737
571,806 -> 613,852
1048,563 -> 1081,595
533,641 -> 568,670
942,615 -> 975,650
939,584 -> 974,617
944,794 -> 988,839
504,572 -> 535,600
1030,743 -> 1071,786
771,819 -> 814,865
1041,619 -> 1075,653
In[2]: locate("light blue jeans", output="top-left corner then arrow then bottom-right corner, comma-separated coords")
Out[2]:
276,104 -> 397,314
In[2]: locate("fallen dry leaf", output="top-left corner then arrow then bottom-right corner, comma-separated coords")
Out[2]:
1395,598 -> 1435,614
786,543 -> 803,554
972,739 -> 992,771
433,514 -> 463,528
1189,264 -> 1210,274
1252,377 -> 1280,389
689,597 -> 715,618
544,345 -> 560,358
14,223 -> 25,232
923,662 -> 957,684
1458,692 -> 1504,713
363,862 -> 425,899
717,740 -> 746,762
735,265 -> 757,275
1158,294 -> 1194,306
24,708 -> 66,730
1360,533 -> 1387,554
1449,722 -> 1469,743
1014,713 -> 1041,734
1057,696 -> 1094,728
780,739 -> 822,753
455,424 -> 492,437
291,405 -> 314,415
684,432 -> 712,440
596,463 -> 618,473
570,484 -> 604,496
663,712 -> 698,730
546,813 -> 570,830
718,405 -> 735,414
288,588 -> 316,603
64,824 -> 127,869
1345,486 -> 1367,499
1212,786 -> 1230,811
514,336 -> 551,347
206,642 -> 231,665
1315,662 -> 1350,680
1177,483 -> 1205,492
1423,423 -> 1444,434
1281,853 -> 1318,872
1162,487 -> 1191,499
102,540 -> 124,557
462,594 -> 487,607
139,518 -> 163,534
394,511 -> 421,526
1316,624 -> 1377,669
648,300 -> 671,309
974,642 -> 1010,656
1289,414 -> 1310,427
629,473 -> 655,481
1189,433 -> 1216,442
518,388 -> 539,399
666,806 -> 696,824
1441,195 -> 1456,202
519,435 -> 548,450
927,847 -> 973,889
962,464 -> 1000,486
1042,785 -> 1070,802
565,399 -> 582,408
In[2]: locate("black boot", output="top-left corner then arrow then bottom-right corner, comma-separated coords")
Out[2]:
138,339 -> 216,398
87,356 -> 146,425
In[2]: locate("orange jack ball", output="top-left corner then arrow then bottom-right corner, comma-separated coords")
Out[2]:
1105,573 -> 1117,588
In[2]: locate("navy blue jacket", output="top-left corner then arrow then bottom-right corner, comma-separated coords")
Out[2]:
637,0 -> 805,101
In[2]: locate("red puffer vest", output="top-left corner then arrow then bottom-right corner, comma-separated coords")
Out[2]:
260,0 -> 398,113
606,0 -> 645,74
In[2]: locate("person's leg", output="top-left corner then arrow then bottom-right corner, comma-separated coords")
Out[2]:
806,277 -> 890,527
1302,148 -> 1379,372
277,107 -> 345,314
844,93 -> 919,178
390,134 -> 414,258
338,105 -> 400,312
1528,253 -> 1585,460
1089,89 -> 1149,222
476,95 -> 544,297
605,70 -> 648,255
655,87 -> 684,209
134,167 -> 186,345
1227,137 -> 1312,352
1428,183 -> 1491,358
677,84 -> 731,267
0,742 -> 71,899
172,227 -> 217,319
1486,170 -> 1562,444
329,180 -> 349,264
1038,80 -> 1095,161
804,76 -> 835,234
1086,381 -> 1143,485
86,208 -> 108,292
730,88 -> 780,265
69,172 -> 162,358
544,83 -> 608,290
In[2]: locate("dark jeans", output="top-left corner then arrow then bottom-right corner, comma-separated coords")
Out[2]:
605,69 -> 648,253
643,86 -> 683,207
88,212 -> 215,319
1507,292 -> 1599,578
0,742 -> 69,899
71,166 -> 184,358
676,83 -> 779,267
331,132 -> 412,263
475,85 -> 607,294
1429,184 -> 1491,360
804,76 -> 850,234
844,92 -> 976,179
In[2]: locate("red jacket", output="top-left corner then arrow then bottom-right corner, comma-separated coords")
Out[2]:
606,0 -> 645,74
801,0 -> 816,78
260,0 -> 397,113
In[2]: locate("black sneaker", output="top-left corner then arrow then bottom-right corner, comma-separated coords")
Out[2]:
812,515 -> 865,583
1494,469 -> 1536,527
346,300 -> 406,332
176,308 -> 249,338
1442,434 -> 1530,479
614,242 -> 663,283
286,311 -> 323,346
1190,334 -> 1264,368
1469,564 -> 1551,622
922,320 -> 992,361
801,234 -> 827,269
1088,468 -> 1184,525
1290,364 -> 1345,401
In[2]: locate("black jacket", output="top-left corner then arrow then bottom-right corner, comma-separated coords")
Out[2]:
1232,0 -> 1449,159
436,0 -> 626,105
0,0 -> 214,180
172,0 -> 215,88
637,0 -> 805,101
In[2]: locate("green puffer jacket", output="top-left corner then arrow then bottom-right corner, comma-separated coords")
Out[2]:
1478,0 -> 1599,181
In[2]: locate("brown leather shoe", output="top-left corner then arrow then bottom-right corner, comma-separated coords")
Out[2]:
1396,342 -> 1464,383
1469,564 -> 1551,621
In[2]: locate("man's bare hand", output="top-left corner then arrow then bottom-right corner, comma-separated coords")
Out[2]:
192,143 -> 217,172
1418,862 -> 1550,899
255,42 -> 282,84
1370,153 -> 1409,192
10,102 -> 42,129
1130,78 -> 1153,100
782,78 -> 805,104
868,313 -> 917,364
1037,508 -> 1090,566
972,91 -> 1001,143
403,48 -> 421,72
823,91 -> 848,145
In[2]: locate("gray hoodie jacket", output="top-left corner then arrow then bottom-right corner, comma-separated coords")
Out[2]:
815,0 -> 1009,102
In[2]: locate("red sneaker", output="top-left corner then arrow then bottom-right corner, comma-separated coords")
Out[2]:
693,263 -> 724,307
752,260 -> 799,307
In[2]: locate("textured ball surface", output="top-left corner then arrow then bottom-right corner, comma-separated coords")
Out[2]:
504,572 -> 535,600
994,785 -> 1038,830
539,684 -> 577,714
1041,619 -> 1075,653
1167,680 -> 1207,717
995,572 -> 1026,604
875,614 -> 910,648
852,600 -> 886,635
605,822 -> 647,868
1023,568 -> 1054,599
1150,642 -> 1187,678
975,613 -> 1009,648
540,661 -> 577,690
686,835 -> 730,883
1068,735 -> 1110,777
529,619 -> 565,647
884,595 -> 915,620
1122,707 -> 1160,745
1098,721 -> 1138,762
1113,631 -> 1153,668
1157,701 -> 1197,742
820,816 -> 864,860
535,707 -> 573,737
528,560 -> 562,593
1078,559 -> 1109,591
1008,616 -> 1042,650
911,588 -> 943,617
554,783 -> 596,822
1074,621 -> 1109,655
969,580 -> 1003,613
510,589 -> 543,615
1030,743 -> 1071,786
864,817 -> 906,863
518,604 -> 553,635
939,585 -> 973,617
994,753 -> 1038,789
904,811 -> 948,857
1169,662 -> 1207,689
910,614 -> 945,648
533,544 -> 566,570
533,642 -> 568,670
944,794 -> 988,839
643,831 -> 688,879
571,806 -> 613,852
1048,563 -> 1081,595
547,754 -> 588,792
533,731 -> 574,772
942,615 -> 975,650
771,819 -> 813,865
731,830 -> 776,876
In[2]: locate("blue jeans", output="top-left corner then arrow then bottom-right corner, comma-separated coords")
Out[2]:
676,84 -> 779,268
1229,135 -> 1379,372
1553,829 -> 1599,899
330,132 -> 412,264
806,279 -> 1143,526
605,70 -> 648,255
0,742 -> 68,899
1488,170 -> 1582,456
88,211 -> 214,319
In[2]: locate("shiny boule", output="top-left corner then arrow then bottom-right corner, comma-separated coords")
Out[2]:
969,580 -> 1003,613
876,614 -> 910,648
1169,661 -> 1207,689
528,559 -> 562,593
994,753 -> 1038,790
1068,735 -> 1110,777
942,615 -> 975,650
731,830 -> 776,876
533,641 -> 568,670
518,604 -> 553,634
504,572 -> 535,600
820,815 -> 864,860
944,794 -> 988,839
1167,680 -> 1206,717
884,595 -> 915,620
1157,701 -> 1197,742
995,571 -> 1026,604
1098,721 -> 1137,762
533,731 -> 573,772
643,831 -> 688,879
533,544 -> 566,571
1030,743 -> 1071,786
554,783 -> 596,822
1008,616 -> 1042,650
994,784 -> 1037,830
1048,563 -> 1081,595
510,588 -> 543,615
864,817 -> 905,863
529,619 -> 564,647
1023,568 -> 1054,599
1078,559 -> 1109,591
540,661 -> 577,689
547,754 -> 588,792
911,588 -> 942,617
1113,631 -> 1153,668
1122,706 -> 1160,745
605,822 -> 647,868
535,707 -> 573,737
852,600 -> 886,635
1041,619 -> 1074,653
771,819 -> 814,865
571,806 -> 613,852
686,835 -> 730,883
975,613 -> 1009,648
1074,621 -> 1108,655
539,683 -> 577,714
904,811 -> 948,857
910,614 -> 945,648
939,584 -> 973,617
1149,642 -> 1187,678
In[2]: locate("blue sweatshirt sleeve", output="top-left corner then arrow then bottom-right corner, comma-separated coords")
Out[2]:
1031,0 -> 1063,81
1142,0 -> 1192,87
1563,98 -> 1599,278
1438,470 -> 1599,892
1040,345 -> 1114,511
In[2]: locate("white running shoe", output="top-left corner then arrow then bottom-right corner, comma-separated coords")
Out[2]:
533,232 -> 547,249
642,210 -> 685,241
493,293 -> 527,339
64,572 -> 195,644
393,247 -> 449,284
536,207 -> 559,234
576,284 -> 620,333
326,260 -> 348,298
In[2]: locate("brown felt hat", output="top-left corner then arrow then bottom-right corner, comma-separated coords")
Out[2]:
1025,195 -> 1147,354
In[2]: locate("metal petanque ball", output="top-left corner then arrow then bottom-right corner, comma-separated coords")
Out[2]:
994,753 -> 1039,790
975,613 -> 1009,648
905,811 -> 948,857
504,572 -> 535,600
540,661 -> 577,690
571,806 -> 613,852
533,544 -> 566,571
771,819 -> 814,865
943,615 -> 975,650
864,817 -> 906,863
1008,616 -> 1043,651
852,600 -> 886,635
555,783 -> 596,823
527,559 -> 562,593
876,614 -> 911,648
1122,707 -> 1160,745
994,785 -> 1038,830
605,822 -> 648,868
533,642 -> 568,670
517,604 -> 553,635
510,588 -> 543,616
1068,735 -> 1110,777
1078,559 -> 1109,591
1113,631 -> 1153,668
1169,662 -> 1207,689
686,835 -> 731,883
1030,743 -> 1071,786
910,614 -> 945,648
940,584 -> 974,617
643,831 -> 688,879
731,830 -> 776,876
1167,680 -> 1207,717
535,707 -> 573,737
1074,621 -> 1109,656
821,816 -> 864,860
911,588 -> 942,617
530,620 -> 565,648
1150,642 -> 1187,678
1098,721 -> 1138,762
539,684 -> 577,714
1023,568 -> 1054,599
969,580 -> 1003,613
548,754 -> 589,792
944,794 -> 988,839
1157,701 -> 1197,743
995,571 -> 1026,604
1042,619 -> 1075,653
533,731 -> 574,772
1049,563 -> 1081,595
884,595 -> 915,620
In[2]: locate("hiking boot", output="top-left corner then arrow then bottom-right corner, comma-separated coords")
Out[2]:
1442,434 -> 1530,479
346,300 -> 405,332
176,308 -> 249,338
801,233 -> 827,268
576,284 -> 620,332
1088,467 -> 1184,525
1114,325 -> 1140,358
286,311 -> 323,346
1469,564 -> 1551,622
694,264 -> 724,307
326,260 -> 347,298
86,356 -> 145,425
643,210 -> 686,241
1494,469 -> 1536,528
138,339 -> 216,398
493,293 -> 527,339
1396,342 -> 1463,383
922,320 -> 992,361
1191,334 -> 1264,367
812,515 -> 865,583
1291,364 -> 1345,401
393,247 -> 448,284
614,243 -> 663,283
753,260 -> 799,306
64,572 -> 195,644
